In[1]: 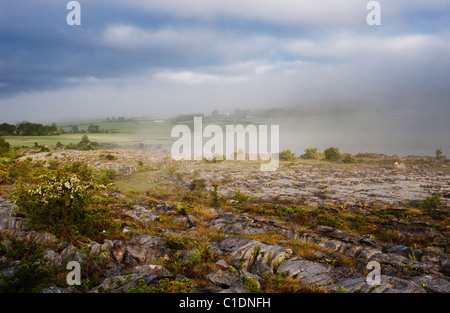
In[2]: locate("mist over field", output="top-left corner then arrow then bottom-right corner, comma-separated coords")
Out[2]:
1,0 -> 449,156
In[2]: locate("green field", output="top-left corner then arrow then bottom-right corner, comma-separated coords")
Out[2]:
3,119 -> 176,150
3,132 -> 173,150
3,116 -> 270,150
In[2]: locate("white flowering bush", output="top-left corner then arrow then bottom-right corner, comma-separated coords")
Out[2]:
10,173 -> 119,241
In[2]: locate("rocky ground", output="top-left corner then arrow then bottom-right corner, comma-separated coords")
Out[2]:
1,149 -> 449,293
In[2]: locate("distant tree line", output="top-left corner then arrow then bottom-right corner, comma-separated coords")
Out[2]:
0,122 -> 59,136
0,122 -> 108,136
64,124 -> 104,134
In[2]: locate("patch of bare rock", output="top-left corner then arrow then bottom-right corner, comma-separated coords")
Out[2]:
1,195 -> 449,293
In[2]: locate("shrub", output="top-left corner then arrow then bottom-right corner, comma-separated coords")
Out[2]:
97,169 -> 117,185
232,189 -> 251,205
9,173 -> 120,241
435,149 -> 446,160
206,153 -> 226,163
342,154 -> 356,164
66,135 -> 99,151
418,193 -> 441,210
8,158 -> 33,179
62,161 -> 93,182
0,236 -> 56,293
40,145 -> 51,152
162,233 -> 191,250
324,147 -> 341,161
189,179 -> 206,191
280,149 -> 296,161
302,147 -> 322,160
0,137 -> 10,156
209,183 -> 225,207
176,205 -> 189,216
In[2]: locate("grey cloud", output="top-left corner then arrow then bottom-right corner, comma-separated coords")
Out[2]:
0,0 -> 449,127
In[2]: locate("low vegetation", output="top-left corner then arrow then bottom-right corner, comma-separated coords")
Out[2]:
10,172 -> 123,242
0,137 -> 11,157
324,147 -> 342,161
280,149 -> 296,161
302,147 -> 323,160
0,133 -> 448,293
0,236 -> 56,292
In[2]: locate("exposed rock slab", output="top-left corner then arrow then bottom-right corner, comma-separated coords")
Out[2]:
277,256 -> 336,286
209,235 -> 292,276
110,235 -> 170,267
328,275 -> 426,293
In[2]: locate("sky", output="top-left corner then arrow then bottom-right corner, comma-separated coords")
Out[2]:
0,0 -> 450,123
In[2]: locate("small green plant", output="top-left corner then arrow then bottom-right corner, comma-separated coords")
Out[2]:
284,208 -> 294,214
318,214 -> 344,229
209,183 -> 225,207
162,233 -> 193,250
207,153 -> 226,163
189,179 -> 206,191
408,246 -> 416,260
128,278 -> 194,293
418,193 -> 441,210
188,248 -> 217,265
232,189 -> 251,205
334,287 -> 350,293
273,257 -> 287,273
435,148 -> 446,160
260,272 -> 327,293
359,202 -> 369,209
251,245 -> 261,263
176,204 -> 191,216
375,208 -> 410,220
242,275 -> 261,293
